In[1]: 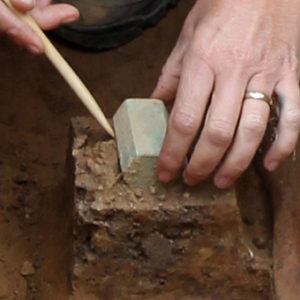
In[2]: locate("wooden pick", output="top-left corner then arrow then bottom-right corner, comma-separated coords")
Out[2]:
3,0 -> 114,137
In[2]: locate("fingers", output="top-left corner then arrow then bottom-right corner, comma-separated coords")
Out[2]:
183,72 -> 247,186
157,57 -> 214,183
0,0 -> 43,53
214,77 -> 274,188
31,3 -> 79,30
0,0 -> 79,54
264,76 -> 300,170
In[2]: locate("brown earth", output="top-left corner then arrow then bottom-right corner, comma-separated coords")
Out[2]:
0,1 -> 196,299
69,117 -> 273,300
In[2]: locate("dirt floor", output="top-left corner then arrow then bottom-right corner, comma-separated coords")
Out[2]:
0,1 -> 196,299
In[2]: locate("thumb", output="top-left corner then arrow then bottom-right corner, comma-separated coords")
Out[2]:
11,0 -> 35,12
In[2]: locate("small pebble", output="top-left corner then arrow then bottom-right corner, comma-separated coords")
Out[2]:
96,157 -> 104,165
97,184 -> 104,191
85,252 -> 97,263
183,192 -> 190,199
128,170 -> 137,175
134,189 -> 143,198
149,186 -> 157,195
252,237 -> 267,250
21,261 -> 35,276
157,194 -> 166,201
181,229 -> 191,237
74,135 -> 88,149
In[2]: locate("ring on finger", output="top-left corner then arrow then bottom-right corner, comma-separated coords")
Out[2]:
244,91 -> 274,106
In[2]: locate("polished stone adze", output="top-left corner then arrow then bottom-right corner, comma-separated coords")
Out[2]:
113,98 -> 168,186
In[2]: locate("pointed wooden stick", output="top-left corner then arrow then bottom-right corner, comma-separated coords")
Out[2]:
3,0 -> 114,137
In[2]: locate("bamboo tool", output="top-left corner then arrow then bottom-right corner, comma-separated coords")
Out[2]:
3,0 -> 114,137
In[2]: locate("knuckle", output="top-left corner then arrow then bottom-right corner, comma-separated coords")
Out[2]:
284,108 -> 300,129
171,110 -> 199,136
206,119 -> 234,145
187,39 -> 208,62
243,113 -> 266,136
283,53 -> 300,74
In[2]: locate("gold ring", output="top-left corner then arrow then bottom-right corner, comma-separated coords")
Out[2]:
244,91 -> 273,106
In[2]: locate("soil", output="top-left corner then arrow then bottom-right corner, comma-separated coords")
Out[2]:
69,117 -> 272,300
0,1 -> 195,299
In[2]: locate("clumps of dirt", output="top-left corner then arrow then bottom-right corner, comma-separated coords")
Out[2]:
69,117 -> 273,300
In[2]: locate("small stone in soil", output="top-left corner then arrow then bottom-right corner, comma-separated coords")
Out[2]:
20,261 -> 35,276
157,194 -> 166,201
183,192 -> 190,199
134,189 -> 143,198
149,186 -> 157,195
74,135 -> 88,149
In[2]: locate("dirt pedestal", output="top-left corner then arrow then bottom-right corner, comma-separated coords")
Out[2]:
69,117 -> 272,300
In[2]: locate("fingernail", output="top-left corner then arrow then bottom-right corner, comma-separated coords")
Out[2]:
267,161 -> 279,172
214,176 -> 229,189
27,44 -> 41,54
63,14 -> 79,24
158,170 -> 172,183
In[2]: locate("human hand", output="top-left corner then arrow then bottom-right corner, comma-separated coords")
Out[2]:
0,0 -> 79,54
153,0 -> 300,188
